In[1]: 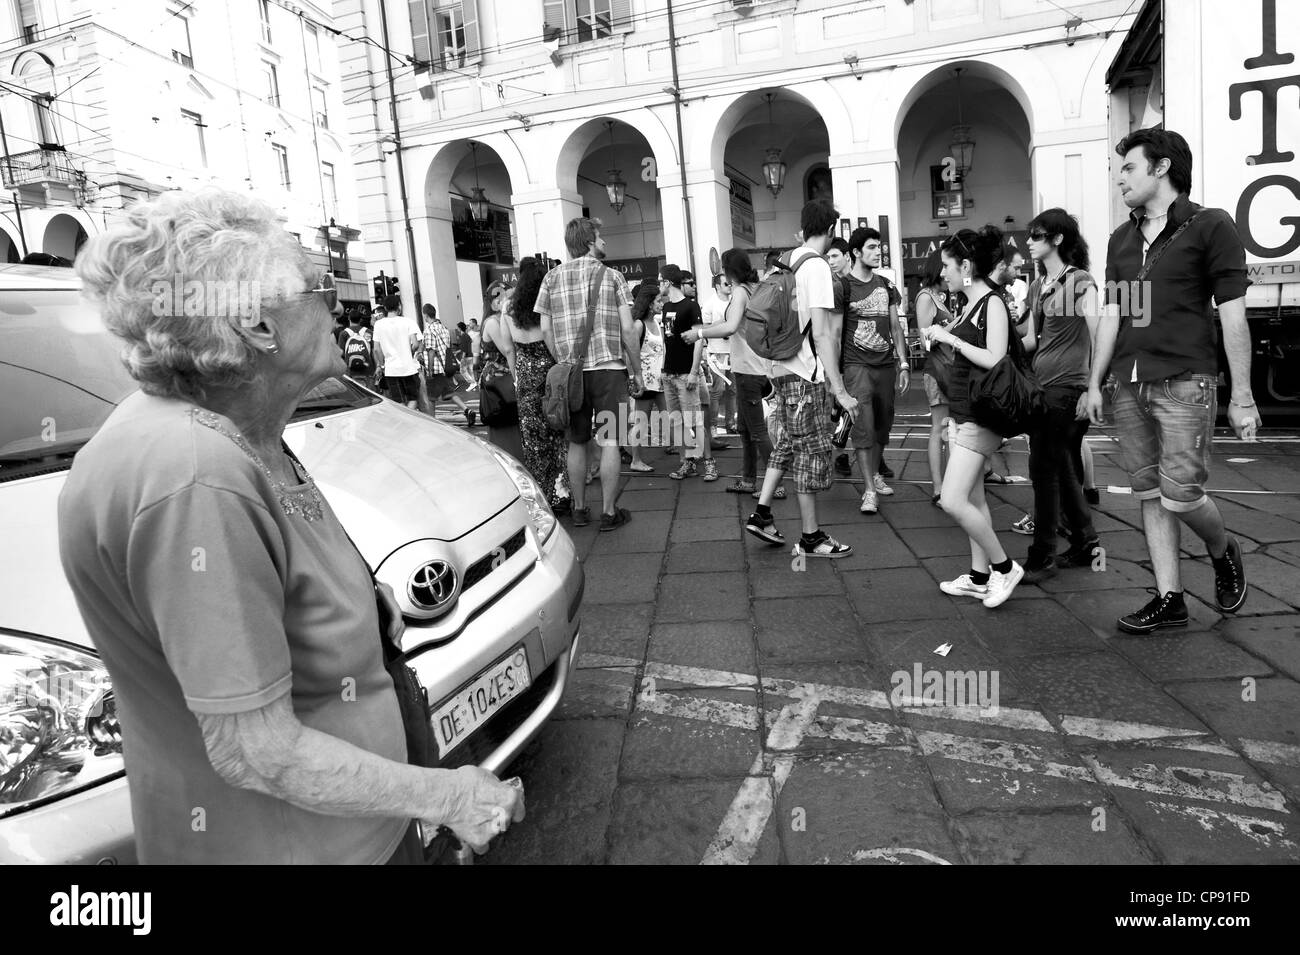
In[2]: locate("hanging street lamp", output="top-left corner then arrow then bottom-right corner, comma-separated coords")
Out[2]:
761,92 -> 787,198
948,67 -> 976,183
468,141 -> 490,224
603,121 -> 626,214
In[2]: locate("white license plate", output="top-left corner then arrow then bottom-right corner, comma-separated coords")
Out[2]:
431,647 -> 531,758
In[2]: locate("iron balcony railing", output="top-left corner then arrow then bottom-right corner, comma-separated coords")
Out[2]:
1,146 -> 80,190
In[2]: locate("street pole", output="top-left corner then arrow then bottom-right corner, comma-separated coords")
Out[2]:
377,0 -> 423,319
0,101 -> 30,257
666,0 -> 696,280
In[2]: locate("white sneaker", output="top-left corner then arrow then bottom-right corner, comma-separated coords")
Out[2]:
983,562 -> 1025,608
860,489 -> 879,514
792,534 -> 853,559
940,574 -> 988,599
873,473 -> 894,496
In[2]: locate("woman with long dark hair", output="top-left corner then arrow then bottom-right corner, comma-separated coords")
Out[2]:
1016,207 -> 1100,582
915,252 -> 954,506
922,225 -> 1024,608
508,257 -> 571,512
627,280 -> 667,471
683,248 -> 776,495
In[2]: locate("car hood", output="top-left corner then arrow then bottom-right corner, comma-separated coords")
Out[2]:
3,399 -> 519,650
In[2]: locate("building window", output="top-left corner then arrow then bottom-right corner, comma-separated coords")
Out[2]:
434,4 -> 466,68
272,142 -> 290,190
930,164 -> 966,220
322,161 -> 337,213
574,0 -> 613,42
181,110 -> 207,168
169,13 -> 194,68
263,63 -> 280,107
305,21 -> 321,70
312,86 -> 328,128
258,0 -> 272,44
17,0 -> 38,43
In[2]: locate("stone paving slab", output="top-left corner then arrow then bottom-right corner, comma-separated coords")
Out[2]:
1035,557 -> 1155,593
614,486 -> 678,511
647,620 -> 757,673
750,559 -> 844,598
951,812 -> 1153,864
607,779 -> 781,864
862,623 -> 1039,707
619,688 -> 761,781
655,571 -> 750,623
754,595 -> 871,663
957,595 -> 1109,657
1110,631 -> 1277,684
1014,651 -> 1209,729
664,539 -> 745,575
581,553 -> 663,603
575,602 -> 653,659
921,741 -> 1103,813
845,566 -> 964,623
485,719 -> 625,865
1167,677 -> 1300,748
560,664 -> 635,719
1177,557 -> 1298,617
774,750 -> 963,864
1053,587 -> 1223,637
816,523 -> 916,569
670,516 -> 745,543
1217,615 -> 1300,681
881,500 -> 956,529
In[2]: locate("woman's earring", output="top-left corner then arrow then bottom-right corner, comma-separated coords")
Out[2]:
962,273 -> 972,288
266,342 -> 280,354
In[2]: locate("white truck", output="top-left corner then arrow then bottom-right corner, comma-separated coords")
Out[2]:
1108,0 -> 1300,405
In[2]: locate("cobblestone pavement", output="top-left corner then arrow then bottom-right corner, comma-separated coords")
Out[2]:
470,394 -> 1300,865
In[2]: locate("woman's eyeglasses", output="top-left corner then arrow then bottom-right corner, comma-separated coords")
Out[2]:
303,275 -> 338,312
1028,230 -> 1049,242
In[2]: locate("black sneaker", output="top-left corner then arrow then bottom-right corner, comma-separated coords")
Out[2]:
744,512 -> 785,546
878,460 -> 894,479
1084,487 -> 1100,506
834,454 -> 852,477
1117,590 -> 1189,635
1211,536 -> 1248,613
571,507 -> 591,527
600,507 -> 632,532
1056,538 -> 1101,569
1022,553 -> 1058,585
465,409 -> 477,428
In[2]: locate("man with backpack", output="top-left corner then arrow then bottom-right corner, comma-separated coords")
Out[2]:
744,199 -> 858,559
340,311 -> 375,381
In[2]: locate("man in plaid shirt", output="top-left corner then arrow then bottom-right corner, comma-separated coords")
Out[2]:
420,303 -> 475,426
535,217 -> 644,531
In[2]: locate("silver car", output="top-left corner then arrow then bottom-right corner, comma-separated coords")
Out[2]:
0,266 -> 584,864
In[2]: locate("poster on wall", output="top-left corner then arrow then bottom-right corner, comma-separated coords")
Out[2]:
729,176 -> 756,245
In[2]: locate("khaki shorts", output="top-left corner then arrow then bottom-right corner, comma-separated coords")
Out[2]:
950,419 -> 1002,458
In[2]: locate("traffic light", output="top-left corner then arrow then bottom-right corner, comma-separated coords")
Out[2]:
372,274 -> 388,304
384,275 -> 401,311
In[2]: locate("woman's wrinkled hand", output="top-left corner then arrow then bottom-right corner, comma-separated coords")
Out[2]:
433,767 -> 526,855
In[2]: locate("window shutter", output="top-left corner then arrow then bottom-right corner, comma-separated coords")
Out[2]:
462,1 -> 481,65
610,0 -> 633,34
409,0 -> 432,72
542,0 -> 568,43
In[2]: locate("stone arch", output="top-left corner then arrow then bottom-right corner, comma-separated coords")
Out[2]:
0,227 -> 20,263
43,213 -> 89,260
553,113 -> 675,193
423,134 -> 529,207
701,85 -> 848,174
888,56 -> 1050,149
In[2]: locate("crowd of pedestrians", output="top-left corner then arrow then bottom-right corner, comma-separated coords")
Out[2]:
365,125 -> 1254,629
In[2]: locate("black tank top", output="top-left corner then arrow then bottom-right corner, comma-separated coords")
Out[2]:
947,292 -> 1000,424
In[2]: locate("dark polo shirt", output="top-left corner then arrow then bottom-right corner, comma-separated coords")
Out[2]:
1104,194 -> 1250,384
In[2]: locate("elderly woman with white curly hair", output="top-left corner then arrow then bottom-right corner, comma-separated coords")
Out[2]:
57,189 -> 523,864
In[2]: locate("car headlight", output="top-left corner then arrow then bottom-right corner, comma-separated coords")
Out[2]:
490,449 -> 557,545
1,634 -> 123,816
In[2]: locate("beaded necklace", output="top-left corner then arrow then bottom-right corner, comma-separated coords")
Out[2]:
192,409 -> 325,522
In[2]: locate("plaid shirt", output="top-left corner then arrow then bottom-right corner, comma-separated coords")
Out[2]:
421,321 -> 452,374
534,256 -> 631,370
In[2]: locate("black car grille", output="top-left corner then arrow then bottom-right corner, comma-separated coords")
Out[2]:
461,528 -> 526,594
436,657 -> 559,771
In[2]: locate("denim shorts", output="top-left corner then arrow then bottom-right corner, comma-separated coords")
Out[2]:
1110,374 -> 1216,511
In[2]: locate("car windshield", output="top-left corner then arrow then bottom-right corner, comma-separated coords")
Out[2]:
0,286 -> 379,482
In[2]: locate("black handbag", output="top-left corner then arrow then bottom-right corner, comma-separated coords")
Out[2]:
967,293 -> 1043,437
374,583 -> 438,768
479,361 -> 518,428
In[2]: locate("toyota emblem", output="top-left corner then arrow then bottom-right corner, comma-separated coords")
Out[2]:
408,560 -> 459,613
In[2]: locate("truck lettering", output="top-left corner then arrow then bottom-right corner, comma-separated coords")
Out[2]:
1236,174 -> 1300,257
